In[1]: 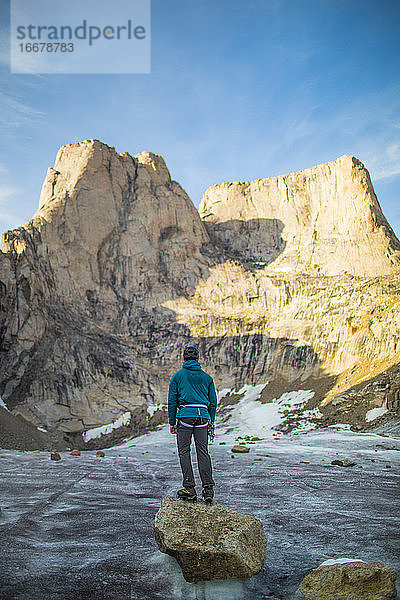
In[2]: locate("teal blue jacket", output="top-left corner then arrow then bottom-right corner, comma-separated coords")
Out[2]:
168,360 -> 217,426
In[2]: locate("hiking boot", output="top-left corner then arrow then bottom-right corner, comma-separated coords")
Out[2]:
177,488 -> 197,502
202,486 -> 214,504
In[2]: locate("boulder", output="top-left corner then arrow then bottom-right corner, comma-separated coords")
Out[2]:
231,445 -> 250,453
331,458 -> 357,467
300,559 -> 398,600
154,495 -> 266,582
50,452 -> 61,461
69,449 -> 81,456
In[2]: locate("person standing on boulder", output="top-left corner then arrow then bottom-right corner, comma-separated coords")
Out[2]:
168,346 -> 217,503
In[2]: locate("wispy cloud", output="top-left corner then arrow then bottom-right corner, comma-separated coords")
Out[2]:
0,90 -> 45,130
0,184 -> 25,233
363,142 -> 400,181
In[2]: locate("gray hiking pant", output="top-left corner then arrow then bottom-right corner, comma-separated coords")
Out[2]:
176,417 -> 215,491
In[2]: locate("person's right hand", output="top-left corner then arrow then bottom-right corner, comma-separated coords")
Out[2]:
170,425 -> 177,434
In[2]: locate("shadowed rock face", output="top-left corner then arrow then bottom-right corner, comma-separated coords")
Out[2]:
0,140 -> 399,442
154,495 -> 267,582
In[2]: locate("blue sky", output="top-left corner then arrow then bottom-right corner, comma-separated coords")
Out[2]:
0,0 -> 399,237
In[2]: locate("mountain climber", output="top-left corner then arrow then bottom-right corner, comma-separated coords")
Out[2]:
168,345 -> 217,503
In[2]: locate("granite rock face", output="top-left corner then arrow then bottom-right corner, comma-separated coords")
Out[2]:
0,141 -> 399,443
153,495 -> 267,582
200,155 -> 400,277
300,560 -> 398,600
0,140 -> 211,439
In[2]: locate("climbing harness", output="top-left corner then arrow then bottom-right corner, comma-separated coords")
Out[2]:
177,403 -> 215,441
177,419 -> 208,428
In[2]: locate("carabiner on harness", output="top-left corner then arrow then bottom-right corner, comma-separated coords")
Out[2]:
207,421 -> 215,443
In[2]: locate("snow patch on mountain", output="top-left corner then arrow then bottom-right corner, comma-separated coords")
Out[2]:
0,396 -> 10,411
365,403 -> 389,422
83,411 -> 132,442
217,384 -> 318,436
236,383 -> 269,402
147,403 -> 165,418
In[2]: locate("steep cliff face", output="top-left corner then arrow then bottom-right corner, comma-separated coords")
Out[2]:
200,155 -> 400,277
0,140 -> 212,436
3,140 -> 210,308
168,155 -> 400,427
0,141 -> 399,445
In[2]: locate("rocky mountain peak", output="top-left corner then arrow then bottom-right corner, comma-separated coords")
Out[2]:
135,150 -> 172,185
199,154 -> 400,277
0,141 -> 399,444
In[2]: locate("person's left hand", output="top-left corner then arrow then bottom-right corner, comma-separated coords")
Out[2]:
170,425 -> 177,434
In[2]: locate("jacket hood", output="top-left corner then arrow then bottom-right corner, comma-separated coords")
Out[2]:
182,360 -> 202,371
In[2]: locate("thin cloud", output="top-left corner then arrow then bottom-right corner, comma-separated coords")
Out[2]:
0,91 -> 45,120
0,184 -> 26,234
366,143 -> 400,181
0,90 -> 46,141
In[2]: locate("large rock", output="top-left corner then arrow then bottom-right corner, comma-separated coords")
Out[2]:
153,495 -> 266,582
300,560 -> 398,600
0,141 -> 400,444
